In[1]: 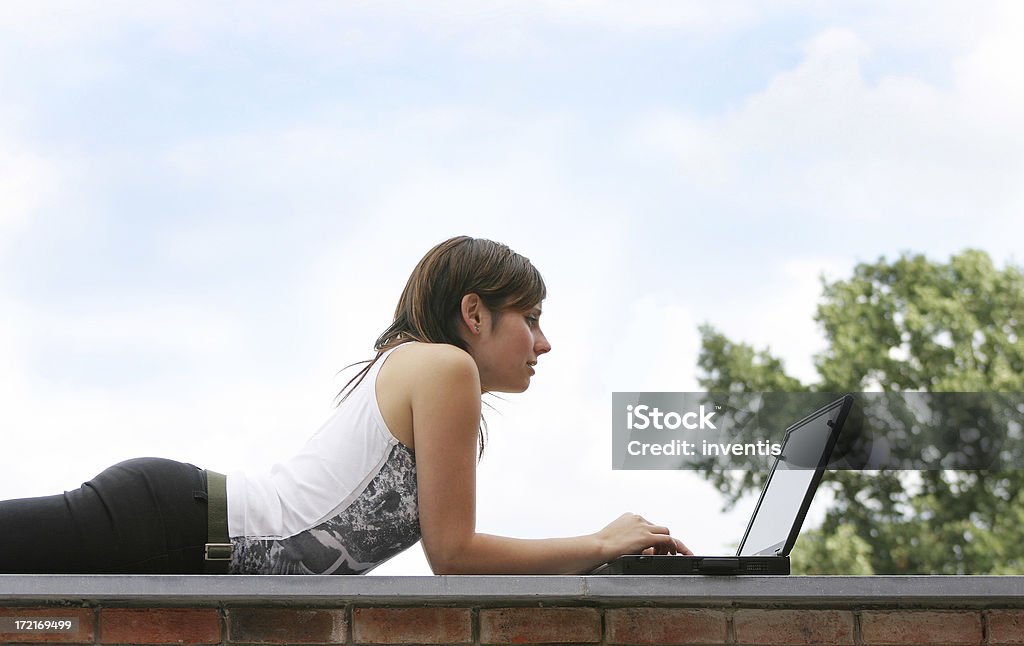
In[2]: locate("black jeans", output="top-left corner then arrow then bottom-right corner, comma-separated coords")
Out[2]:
0,458 -> 209,574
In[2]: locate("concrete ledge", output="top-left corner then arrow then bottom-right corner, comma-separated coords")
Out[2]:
1,575 -> 1022,607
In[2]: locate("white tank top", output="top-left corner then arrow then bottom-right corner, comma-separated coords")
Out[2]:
226,346 -> 420,574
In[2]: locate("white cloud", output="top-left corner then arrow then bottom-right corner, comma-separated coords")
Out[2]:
0,288 -> 328,499
0,129 -> 58,250
35,303 -> 242,357
604,295 -> 702,392
954,1 -> 1024,129
628,10 -> 1024,235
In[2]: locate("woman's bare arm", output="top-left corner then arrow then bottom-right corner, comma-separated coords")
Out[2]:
406,344 -> 688,575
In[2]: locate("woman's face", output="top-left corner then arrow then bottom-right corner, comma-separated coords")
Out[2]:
473,304 -> 551,393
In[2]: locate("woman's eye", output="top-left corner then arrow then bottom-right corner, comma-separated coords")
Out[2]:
525,316 -> 538,328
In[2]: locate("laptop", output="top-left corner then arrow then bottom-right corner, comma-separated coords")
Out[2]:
590,394 -> 853,575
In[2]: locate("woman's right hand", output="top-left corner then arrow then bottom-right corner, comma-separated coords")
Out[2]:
595,512 -> 692,562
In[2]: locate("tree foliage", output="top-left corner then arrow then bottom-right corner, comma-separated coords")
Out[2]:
698,249 -> 1024,574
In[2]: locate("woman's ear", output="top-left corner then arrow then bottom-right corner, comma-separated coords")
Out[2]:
460,293 -> 483,335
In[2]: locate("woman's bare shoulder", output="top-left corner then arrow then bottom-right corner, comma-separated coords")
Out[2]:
383,342 -> 479,385
390,341 -> 474,364
376,343 -> 480,450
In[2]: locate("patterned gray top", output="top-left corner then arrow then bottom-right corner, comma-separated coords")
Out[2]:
229,442 -> 420,574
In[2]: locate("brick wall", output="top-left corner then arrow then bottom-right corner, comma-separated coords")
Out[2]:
1,576 -> 1021,645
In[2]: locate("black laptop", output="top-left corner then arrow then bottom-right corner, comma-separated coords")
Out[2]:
590,394 -> 853,575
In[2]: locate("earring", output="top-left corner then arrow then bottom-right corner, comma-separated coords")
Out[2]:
475,324 -> 480,333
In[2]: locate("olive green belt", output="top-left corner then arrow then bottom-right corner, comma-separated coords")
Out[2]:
204,469 -> 231,574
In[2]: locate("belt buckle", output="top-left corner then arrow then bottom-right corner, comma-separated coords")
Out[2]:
205,543 -> 233,561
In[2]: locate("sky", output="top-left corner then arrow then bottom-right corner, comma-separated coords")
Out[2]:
1,1 -> 1022,575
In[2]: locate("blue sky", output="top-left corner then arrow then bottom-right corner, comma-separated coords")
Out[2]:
2,1 -> 1022,575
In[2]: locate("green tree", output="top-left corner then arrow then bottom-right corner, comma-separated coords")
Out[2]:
792,524 -> 874,575
698,249 -> 1024,574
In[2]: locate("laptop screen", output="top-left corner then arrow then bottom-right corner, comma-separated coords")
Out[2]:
736,400 -> 844,557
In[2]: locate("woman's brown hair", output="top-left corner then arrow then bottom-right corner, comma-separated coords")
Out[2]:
338,236 -> 547,457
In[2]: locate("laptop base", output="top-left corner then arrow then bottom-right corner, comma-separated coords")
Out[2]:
590,554 -> 790,575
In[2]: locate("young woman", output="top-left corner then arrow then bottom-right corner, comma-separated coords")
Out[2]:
0,236 -> 689,575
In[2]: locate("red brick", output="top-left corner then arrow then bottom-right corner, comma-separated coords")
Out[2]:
0,607 -> 95,644
479,608 -> 601,644
100,608 -> 221,645
989,610 -> 1024,646
228,608 -> 347,644
861,611 -> 982,645
353,607 -> 472,644
733,610 -> 854,645
607,608 -> 726,645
